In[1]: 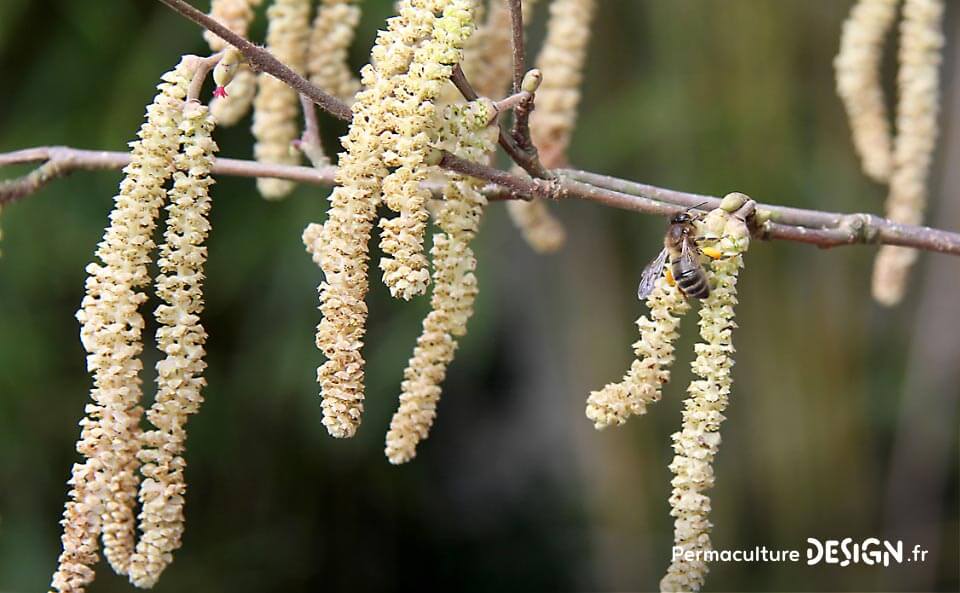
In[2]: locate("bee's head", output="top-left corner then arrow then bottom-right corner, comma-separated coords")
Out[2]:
671,202 -> 710,224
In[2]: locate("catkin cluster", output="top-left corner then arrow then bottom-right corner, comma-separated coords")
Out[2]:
385,99 -> 498,464
69,58 -> 194,583
205,0 -> 263,126
310,0 -> 478,438
52,57 -> 218,593
581,196 -> 751,592
872,0 -> 944,305
128,102 -> 217,588
660,209 -> 747,593
253,0 -> 311,199
835,0 -> 945,305
377,0 -> 478,300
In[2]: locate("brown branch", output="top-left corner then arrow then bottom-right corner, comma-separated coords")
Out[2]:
501,0 -> 549,179
0,147 -> 336,205
156,0 -> 353,121
507,0 -> 526,95
4,145 -> 958,256
295,94 -> 330,168
450,64 -> 479,102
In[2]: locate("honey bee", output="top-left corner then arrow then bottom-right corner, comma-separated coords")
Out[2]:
637,208 -> 711,300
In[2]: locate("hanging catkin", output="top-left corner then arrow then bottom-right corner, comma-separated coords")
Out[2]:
835,0 -> 900,183
871,0 -> 944,306
312,0 -> 471,438
128,102 -> 217,588
205,0 -> 263,126
252,0 -> 311,199
385,99 -> 497,464
377,0 -> 478,300
307,0 -> 362,102
585,276 -> 690,430
53,56 -> 196,593
507,0 -> 595,254
660,206 -> 749,593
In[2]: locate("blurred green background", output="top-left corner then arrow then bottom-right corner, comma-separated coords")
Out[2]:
0,1 -> 958,591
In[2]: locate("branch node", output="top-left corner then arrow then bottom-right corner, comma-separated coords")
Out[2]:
839,213 -> 879,243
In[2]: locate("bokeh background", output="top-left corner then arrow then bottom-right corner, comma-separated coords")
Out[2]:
0,1 -> 958,591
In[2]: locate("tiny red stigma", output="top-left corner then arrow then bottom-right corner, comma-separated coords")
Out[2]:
213,86 -> 228,99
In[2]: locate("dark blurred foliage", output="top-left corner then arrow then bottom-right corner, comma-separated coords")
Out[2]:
0,1 -> 958,592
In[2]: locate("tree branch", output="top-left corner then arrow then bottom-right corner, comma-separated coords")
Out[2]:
0,147 -> 336,205
507,0 -> 526,95
156,0 -> 353,121
502,0 -> 550,179
3,145 -> 959,256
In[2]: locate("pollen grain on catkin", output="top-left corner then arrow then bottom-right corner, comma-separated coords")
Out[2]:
660,205 -> 749,593
872,0 -> 944,306
205,0 -> 263,126
53,56 -> 197,593
835,0 -> 900,183
128,101 -> 217,588
377,0 -> 479,301
252,0 -> 311,199
385,99 -> 498,464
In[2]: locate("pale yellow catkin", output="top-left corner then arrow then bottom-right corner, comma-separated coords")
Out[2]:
506,0 -> 594,254
313,0 -> 455,438
53,57 -> 196,593
585,276 -> 690,430
307,0 -> 362,103
872,0 -> 944,306
835,0 -> 900,183
128,102 -> 217,588
377,0 -> 478,300
252,0 -> 310,199
205,0 -> 263,126
385,99 -> 497,464
660,208 -> 748,593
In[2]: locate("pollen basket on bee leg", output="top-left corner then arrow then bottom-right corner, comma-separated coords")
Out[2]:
665,268 -> 676,286
701,246 -> 723,260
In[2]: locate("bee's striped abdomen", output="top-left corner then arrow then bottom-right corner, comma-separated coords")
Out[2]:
673,265 -> 710,299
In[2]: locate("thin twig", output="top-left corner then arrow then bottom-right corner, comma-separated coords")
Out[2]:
186,52 -> 224,103
449,61 -> 550,179
156,0 -> 353,121
494,90 -> 533,114
0,147 -> 336,205
450,64 -> 479,101
0,161 -> 70,206
3,145 -> 959,256
501,0 -> 549,178
295,94 -> 330,168
507,0 -> 525,94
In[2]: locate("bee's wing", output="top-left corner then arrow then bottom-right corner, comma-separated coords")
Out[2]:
637,248 -> 669,300
678,236 -> 701,271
